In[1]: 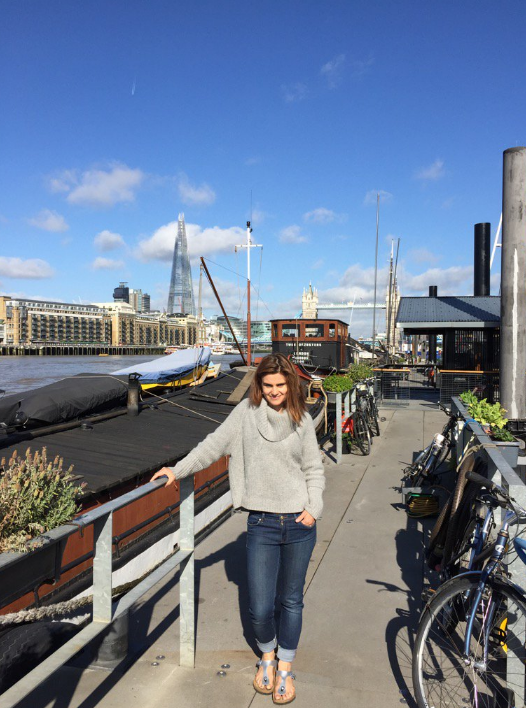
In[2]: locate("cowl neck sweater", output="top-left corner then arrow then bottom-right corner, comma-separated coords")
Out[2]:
172,398 -> 325,519
255,399 -> 296,442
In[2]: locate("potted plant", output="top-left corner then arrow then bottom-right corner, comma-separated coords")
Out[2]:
460,392 -> 519,468
322,374 -> 355,403
0,448 -> 83,608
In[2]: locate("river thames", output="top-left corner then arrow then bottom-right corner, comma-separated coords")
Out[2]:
0,353 -> 244,395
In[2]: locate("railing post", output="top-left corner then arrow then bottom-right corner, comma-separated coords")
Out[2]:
336,392 -> 342,464
344,389 -> 350,418
179,475 -> 195,667
93,511 -> 113,624
350,387 -> 356,414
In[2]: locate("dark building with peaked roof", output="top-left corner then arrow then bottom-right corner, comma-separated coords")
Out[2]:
396,295 -> 500,370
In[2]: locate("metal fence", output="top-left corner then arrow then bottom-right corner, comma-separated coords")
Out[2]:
439,370 -> 499,407
1,475 -> 196,708
451,396 -> 525,703
374,368 -> 411,405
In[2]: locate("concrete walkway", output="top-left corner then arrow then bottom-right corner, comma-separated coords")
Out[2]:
15,403 -> 447,708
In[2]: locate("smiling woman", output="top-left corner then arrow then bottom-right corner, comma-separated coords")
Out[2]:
151,352 -> 324,703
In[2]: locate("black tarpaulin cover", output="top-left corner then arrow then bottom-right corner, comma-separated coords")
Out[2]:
0,374 -> 129,428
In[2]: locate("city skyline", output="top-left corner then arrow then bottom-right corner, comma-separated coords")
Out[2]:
1,2 -> 523,337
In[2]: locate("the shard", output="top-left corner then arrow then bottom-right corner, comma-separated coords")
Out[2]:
167,213 -> 196,316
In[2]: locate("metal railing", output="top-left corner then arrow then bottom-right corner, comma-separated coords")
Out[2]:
374,368 -> 411,405
1,475 -> 195,708
439,370 -> 499,407
450,396 -> 525,702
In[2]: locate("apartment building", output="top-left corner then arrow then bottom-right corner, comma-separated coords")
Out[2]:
0,296 -> 197,347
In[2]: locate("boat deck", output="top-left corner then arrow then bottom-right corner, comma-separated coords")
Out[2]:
12,402 -> 446,708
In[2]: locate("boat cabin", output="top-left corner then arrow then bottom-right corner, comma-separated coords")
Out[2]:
271,318 -> 350,371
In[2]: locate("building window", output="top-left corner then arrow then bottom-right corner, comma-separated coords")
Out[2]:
305,324 -> 324,338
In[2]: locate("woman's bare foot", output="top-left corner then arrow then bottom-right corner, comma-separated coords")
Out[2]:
254,651 -> 276,692
273,660 -> 295,703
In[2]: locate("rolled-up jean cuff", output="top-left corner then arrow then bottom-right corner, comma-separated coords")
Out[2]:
257,637 -> 277,654
277,645 -> 296,662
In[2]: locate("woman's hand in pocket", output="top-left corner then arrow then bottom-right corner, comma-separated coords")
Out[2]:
296,510 -> 315,527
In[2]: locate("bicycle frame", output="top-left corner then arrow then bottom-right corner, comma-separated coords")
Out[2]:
462,502 -> 526,663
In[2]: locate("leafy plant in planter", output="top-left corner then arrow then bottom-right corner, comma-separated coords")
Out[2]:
459,392 -> 515,442
323,374 -> 354,393
347,363 -> 374,385
0,448 -> 83,553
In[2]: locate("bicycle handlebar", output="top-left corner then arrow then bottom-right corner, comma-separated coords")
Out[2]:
465,469 -> 497,489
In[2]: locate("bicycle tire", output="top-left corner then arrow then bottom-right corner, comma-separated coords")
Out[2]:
353,411 -> 371,456
369,396 -> 380,436
412,573 -> 526,708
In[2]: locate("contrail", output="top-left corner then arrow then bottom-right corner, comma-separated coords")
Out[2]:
132,77 -> 136,96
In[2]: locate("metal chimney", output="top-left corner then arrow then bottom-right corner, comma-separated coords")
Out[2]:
500,147 -> 526,423
428,286 -> 437,361
474,223 -> 491,296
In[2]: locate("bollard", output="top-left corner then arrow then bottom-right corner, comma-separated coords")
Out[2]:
127,373 -> 140,416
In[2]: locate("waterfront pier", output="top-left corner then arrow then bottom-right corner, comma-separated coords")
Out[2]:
11,401 -> 445,708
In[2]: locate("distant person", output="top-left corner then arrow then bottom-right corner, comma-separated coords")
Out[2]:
152,353 -> 324,704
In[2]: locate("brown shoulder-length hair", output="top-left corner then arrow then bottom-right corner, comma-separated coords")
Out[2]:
249,353 -> 306,424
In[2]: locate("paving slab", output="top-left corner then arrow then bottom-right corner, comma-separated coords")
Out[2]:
9,403 -> 446,708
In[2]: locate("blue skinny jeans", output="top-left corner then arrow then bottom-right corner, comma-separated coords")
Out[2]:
246,511 -> 316,662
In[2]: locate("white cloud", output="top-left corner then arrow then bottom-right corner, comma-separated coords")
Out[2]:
245,156 -> 261,166
136,220 -> 245,263
415,159 -> 445,182
409,248 -> 441,265
178,174 -> 216,206
401,265 -> 472,294
279,225 -> 308,244
0,257 -> 55,279
48,164 -> 145,207
251,208 -> 267,226
28,209 -> 69,232
364,190 -> 393,206
351,56 -> 374,79
312,258 -> 325,270
303,207 -> 340,224
320,53 -> 346,88
94,230 -> 126,252
91,257 -> 125,271
281,82 -> 308,103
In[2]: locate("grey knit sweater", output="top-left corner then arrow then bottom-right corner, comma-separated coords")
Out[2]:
172,398 -> 325,518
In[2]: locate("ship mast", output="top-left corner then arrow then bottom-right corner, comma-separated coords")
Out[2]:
235,221 -> 262,366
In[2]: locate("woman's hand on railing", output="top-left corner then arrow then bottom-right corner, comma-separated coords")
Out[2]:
151,466 -> 178,488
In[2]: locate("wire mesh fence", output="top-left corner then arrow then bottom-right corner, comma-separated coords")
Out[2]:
374,368 -> 411,406
439,370 -> 499,407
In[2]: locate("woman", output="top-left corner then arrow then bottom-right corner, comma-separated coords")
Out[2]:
151,353 -> 325,704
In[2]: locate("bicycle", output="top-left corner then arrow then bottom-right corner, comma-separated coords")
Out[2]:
356,382 -> 380,438
403,408 -> 461,488
412,469 -> 526,708
342,410 -> 371,456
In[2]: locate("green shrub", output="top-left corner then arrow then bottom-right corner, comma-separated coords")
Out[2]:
347,363 -> 374,384
0,448 -> 83,553
460,391 -> 513,441
323,374 -> 354,392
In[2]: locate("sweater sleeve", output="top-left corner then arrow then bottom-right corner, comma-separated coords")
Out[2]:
300,414 -> 325,519
172,399 -> 247,479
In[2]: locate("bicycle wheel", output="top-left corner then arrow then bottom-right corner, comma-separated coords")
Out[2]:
413,574 -> 526,708
368,396 -> 380,436
353,411 -> 371,456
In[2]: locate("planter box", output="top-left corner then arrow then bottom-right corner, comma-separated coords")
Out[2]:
0,524 -> 76,610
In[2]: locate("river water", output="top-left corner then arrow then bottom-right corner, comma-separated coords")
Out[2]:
0,353 -> 246,396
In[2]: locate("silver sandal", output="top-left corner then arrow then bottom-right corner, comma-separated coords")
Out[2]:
273,670 -> 296,704
253,658 -> 277,694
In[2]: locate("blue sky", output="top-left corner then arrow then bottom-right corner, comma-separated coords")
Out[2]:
1,0 -> 524,336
